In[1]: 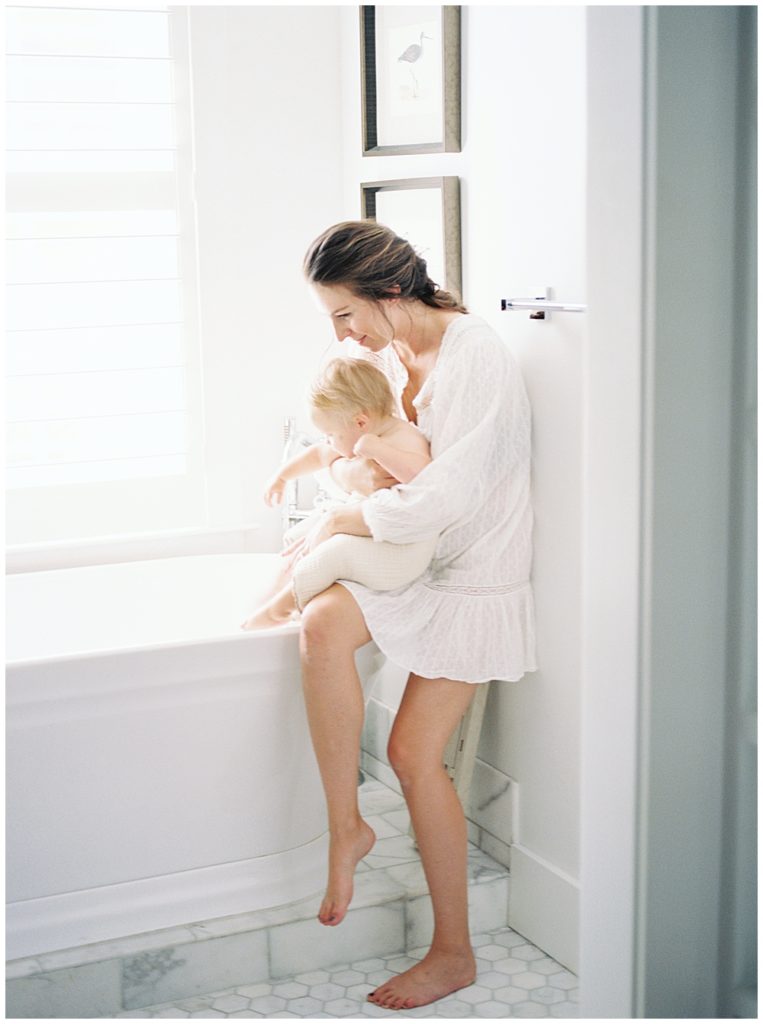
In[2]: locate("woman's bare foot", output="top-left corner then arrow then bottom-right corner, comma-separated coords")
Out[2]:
318,820 -> 376,926
367,947 -> 477,1009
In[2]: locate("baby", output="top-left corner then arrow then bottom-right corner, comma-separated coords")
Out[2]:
241,358 -> 437,630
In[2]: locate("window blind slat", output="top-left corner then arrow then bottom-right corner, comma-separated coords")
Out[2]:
8,410 -> 187,466
6,323 -> 184,375
6,55 -> 173,103
7,102 -> 175,151
8,367 -> 186,422
8,454 -> 186,490
7,2 -> 169,10
7,172 -> 178,208
7,151 -> 176,174
7,280 -> 183,331
6,209 -> 178,239
7,236 -> 179,283
7,9 -> 171,59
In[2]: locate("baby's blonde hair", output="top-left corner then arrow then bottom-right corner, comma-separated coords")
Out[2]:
310,358 -> 395,421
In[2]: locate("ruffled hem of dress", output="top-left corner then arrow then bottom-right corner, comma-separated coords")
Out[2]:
337,579 -> 537,684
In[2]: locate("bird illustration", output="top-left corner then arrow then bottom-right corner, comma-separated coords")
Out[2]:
397,31 -> 432,98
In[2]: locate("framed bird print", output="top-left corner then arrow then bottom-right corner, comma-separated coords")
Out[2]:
361,177 -> 462,300
360,6 -> 461,156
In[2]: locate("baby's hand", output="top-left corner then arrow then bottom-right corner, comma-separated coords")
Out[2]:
264,474 -> 286,506
353,433 -> 378,458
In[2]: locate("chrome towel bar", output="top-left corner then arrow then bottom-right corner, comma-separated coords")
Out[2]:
501,289 -> 587,319
501,297 -> 587,313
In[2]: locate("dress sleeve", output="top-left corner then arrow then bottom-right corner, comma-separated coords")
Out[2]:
362,328 -> 521,544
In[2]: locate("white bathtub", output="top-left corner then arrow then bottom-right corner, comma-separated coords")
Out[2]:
5,553 -> 385,961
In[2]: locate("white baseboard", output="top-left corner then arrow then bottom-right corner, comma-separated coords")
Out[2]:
509,843 -> 580,974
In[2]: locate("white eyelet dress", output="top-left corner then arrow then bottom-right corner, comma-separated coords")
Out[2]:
340,314 -> 537,684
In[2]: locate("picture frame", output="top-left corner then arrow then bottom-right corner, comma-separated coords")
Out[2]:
361,177 -> 462,300
360,6 -> 461,156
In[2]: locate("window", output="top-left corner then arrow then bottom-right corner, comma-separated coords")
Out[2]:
6,3 -> 205,543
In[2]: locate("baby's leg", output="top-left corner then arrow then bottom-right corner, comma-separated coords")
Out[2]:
241,512 -> 321,626
253,559 -> 293,607
293,534 -> 438,610
240,581 -> 297,631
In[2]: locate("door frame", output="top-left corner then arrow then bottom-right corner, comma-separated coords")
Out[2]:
580,6 -> 756,1017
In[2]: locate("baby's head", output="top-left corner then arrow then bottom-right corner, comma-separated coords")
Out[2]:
310,358 -> 395,458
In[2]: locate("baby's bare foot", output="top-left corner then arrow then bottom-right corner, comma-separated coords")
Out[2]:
318,820 -> 376,926
240,604 -> 291,631
368,948 -> 477,1009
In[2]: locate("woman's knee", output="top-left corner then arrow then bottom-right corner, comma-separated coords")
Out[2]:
387,727 -> 439,787
386,731 -> 410,783
300,587 -> 342,645
387,676 -> 475,786
300,584 -> 370,652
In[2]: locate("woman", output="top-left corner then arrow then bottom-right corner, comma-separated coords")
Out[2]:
295,221 -> 536,1010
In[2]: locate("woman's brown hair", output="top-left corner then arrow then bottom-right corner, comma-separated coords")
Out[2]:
303,220 -> 467,313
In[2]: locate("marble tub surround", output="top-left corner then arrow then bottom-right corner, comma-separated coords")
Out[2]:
114,926 -> 579,1018
6,780 -> 512,1019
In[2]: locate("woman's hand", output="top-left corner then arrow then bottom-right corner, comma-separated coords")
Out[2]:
264,474 -> 287,506
330,456 -> 397,496
280,503 -> 371,569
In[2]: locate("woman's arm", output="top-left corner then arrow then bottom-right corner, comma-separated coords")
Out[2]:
360,332 -> 527,544
323,503 -> 371,539
353,434 -> 431,484
282,502 -> 370,561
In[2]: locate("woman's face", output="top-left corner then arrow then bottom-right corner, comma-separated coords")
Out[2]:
311,283 -> 396,353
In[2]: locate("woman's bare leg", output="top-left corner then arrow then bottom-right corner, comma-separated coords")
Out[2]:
300,583 -> 374,926
369,674 -> 477,1009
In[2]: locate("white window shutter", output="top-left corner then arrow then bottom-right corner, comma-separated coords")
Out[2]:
6,3 -> 201,499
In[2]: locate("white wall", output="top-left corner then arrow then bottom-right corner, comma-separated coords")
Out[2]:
342,6 -> 586,971
464,9 -> 585,974
188,6 -> 345,551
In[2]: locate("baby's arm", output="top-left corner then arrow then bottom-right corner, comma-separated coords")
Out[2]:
264,443 -> 340,506
353,424 -> 431,485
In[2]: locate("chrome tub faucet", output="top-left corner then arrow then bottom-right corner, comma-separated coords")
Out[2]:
282,416 -> 330,533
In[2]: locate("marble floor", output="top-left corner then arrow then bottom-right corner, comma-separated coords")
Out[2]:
115,924 -> 579,1018
113,778 -> 579,1019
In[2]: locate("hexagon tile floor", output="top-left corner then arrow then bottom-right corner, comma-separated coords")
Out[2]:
114,928 -> 578,1018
